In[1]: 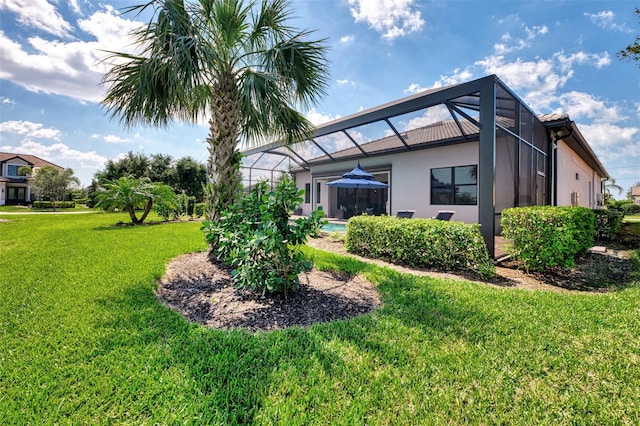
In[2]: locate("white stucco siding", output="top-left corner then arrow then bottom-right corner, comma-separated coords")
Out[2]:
295,172 -> 312,215
555,141 -> 603,208
389,142 -> 479,223
295,141 -> 480,224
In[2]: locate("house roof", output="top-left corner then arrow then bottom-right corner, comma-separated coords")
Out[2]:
537,114 -> 609,179
0,152 -> 64,170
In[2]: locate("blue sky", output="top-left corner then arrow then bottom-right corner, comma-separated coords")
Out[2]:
0,0 -> 638,195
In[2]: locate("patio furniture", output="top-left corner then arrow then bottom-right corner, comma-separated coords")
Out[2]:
396,210 -> 415,219
433,210 -> 455,221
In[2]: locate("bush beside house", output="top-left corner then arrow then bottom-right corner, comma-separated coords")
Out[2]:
345,215 -> 495,277
501,206 -> 595,271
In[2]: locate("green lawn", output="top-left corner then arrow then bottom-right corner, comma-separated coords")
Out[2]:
1,213 -> 639,424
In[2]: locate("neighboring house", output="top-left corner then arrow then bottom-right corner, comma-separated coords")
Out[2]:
242,75 -> 609,256
632,186 -> 640,206
0,153 -> 64,206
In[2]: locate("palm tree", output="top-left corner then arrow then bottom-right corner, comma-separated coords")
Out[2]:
604,178 -> 624,196
101,0 -> 329,229
96,176 -> 177,224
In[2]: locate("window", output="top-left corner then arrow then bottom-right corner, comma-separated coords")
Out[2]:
7,165 -> 20,176
431,165 -> 477,205
304,183 -> 311,203
316,182 -> 321,203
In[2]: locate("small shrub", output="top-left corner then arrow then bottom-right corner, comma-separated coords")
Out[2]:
202,177 -> 326,295
345,215 -> 495,277
501,206 -> 595,271
593,209 -> 623,241
194,203 -> 206,218
174,193 -> 196,218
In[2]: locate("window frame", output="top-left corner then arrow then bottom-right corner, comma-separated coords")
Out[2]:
304,183 -> 311,203
430,164 -> 478,206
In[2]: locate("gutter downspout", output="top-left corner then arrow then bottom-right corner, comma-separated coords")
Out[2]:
549,122 -> 574,206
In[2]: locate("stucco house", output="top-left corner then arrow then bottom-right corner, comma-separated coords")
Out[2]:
0,153 -> 64,206
242,75 -> 609,256
632,185 -> 640,206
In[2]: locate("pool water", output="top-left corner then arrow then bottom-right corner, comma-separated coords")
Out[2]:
322,222 -> 346,233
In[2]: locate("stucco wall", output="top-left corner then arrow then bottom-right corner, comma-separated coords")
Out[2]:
296,141 -> 480,224
555,140 -> 604,208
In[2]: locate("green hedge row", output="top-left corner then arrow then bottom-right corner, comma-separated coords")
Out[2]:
32,201 -> 76,209
593,209 -> 624,241
621,203 -> 640,214
345,215 -> 495,277
501,206 -> 594,271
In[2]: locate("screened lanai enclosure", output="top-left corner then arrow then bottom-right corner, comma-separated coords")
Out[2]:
241,75 -> 607,256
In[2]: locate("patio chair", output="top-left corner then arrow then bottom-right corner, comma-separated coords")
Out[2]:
396,210 -> 415,219
433,210 -> 455,221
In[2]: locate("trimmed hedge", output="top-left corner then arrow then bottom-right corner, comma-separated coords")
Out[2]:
621,203 -> 640,215
32,201 -> 76,209
501,206 -> 594,271
345,215 -> 495,277
593,209 -> 623,241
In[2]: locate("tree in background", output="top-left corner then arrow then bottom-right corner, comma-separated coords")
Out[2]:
95,176 -> 177,224
31,166 -> 80,210
174,156 -> 206,200
97,151 -> 150,182
149,153 -> 177,188
90,152 -> 207,203
618,8 -> 640,65
101,0 -> 329,231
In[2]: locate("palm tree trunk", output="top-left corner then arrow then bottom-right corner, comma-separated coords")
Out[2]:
205,76 -> 242,229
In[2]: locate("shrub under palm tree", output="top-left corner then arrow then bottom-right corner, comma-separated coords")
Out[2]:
101,0 -> 329,234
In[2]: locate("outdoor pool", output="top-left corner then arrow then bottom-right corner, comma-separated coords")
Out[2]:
322,222 -> 346,233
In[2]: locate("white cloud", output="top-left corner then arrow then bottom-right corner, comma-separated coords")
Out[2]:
68,0 -> 82,15
554,92 -> 623,124
0,120 -> 61,140
340,34 -> 355,44
476,55 -> 571,110
585,11 -> 628,32
348,0 -> 424,40
0,6 -> 142,103
336,79 -> 355,86
431,69 -> 474,88
103,134 -> 131,144
0,0 -> 73,38
404,105 -> 451,130
579,122 -> 640,164
0,139 -> 109,184
404,83 -> 427,94
404,68 -> 473,94
1,96 -> 16,105
493,22 -> 548,54
554,51 -> 611,70
306,109 -> 339,126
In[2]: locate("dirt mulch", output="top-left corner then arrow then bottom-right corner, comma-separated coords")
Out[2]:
157,251 -> 381,332
157,236 -> 635,332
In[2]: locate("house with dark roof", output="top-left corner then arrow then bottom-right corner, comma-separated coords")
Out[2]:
0,153 -> 64,205
241,75 -> 609,256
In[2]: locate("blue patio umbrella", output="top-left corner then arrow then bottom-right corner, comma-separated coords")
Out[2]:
327,162 -> 388,212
